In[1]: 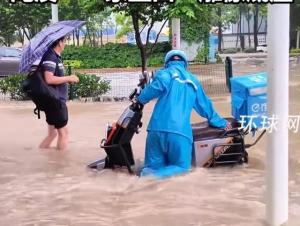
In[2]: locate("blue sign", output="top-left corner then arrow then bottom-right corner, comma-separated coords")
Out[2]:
209,35 -> 218,63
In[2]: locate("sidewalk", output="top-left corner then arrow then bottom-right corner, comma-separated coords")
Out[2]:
219,52 -> 267,59
219,52 -> 300,63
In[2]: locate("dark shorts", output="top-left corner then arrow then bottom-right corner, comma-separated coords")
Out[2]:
45,101 -> 68,129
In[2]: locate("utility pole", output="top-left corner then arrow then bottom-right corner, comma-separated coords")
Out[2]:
171,18 -> 180,50
266,4 -> 289,226
51,3 -> 59,24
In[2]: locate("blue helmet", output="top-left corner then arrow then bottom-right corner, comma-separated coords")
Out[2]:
164,50 -> 188,68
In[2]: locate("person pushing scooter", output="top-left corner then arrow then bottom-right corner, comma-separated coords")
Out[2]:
137,50 -> 231,179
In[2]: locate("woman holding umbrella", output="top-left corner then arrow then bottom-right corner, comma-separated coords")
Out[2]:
38,36 -> 79,150
20,21 -> 85,150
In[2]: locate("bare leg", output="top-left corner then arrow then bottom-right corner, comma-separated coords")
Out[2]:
57,126 -> 68,150
39,125 -> 57,149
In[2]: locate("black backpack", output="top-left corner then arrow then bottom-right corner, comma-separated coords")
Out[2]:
22,64 -> 61,119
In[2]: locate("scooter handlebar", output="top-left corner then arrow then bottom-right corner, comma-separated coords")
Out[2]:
129,88 -> 137,100
130,99 -> 144,111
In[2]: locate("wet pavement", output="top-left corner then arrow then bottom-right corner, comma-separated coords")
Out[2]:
0,62 -> 299,226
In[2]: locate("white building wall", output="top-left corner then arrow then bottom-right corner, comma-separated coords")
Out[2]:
222,34 -> 267,49
180,40 -> 203,61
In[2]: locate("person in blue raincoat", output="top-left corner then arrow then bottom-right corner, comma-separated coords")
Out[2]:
137,50 -> 231,179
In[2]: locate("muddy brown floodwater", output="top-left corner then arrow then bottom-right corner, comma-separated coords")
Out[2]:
0,62 -> 299,226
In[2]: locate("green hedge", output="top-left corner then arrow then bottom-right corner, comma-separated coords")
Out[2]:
223,48 -> 240,54
244,48 -> 256,53
62,42 -> 171,69
290,48 -> 300,54
0,73 -> 111,101
69,73 -> 111,99
0,74 -> 28,100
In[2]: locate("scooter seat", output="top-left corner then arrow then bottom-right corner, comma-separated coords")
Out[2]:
192,118 -> 240,140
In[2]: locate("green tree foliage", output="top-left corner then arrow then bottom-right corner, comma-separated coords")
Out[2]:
179,5 -> 211,62
59,0 -> 112,47
0,1 -> 17,46
0,1 -> 51,46
169,0 -> 213,52
84,0 -> 222,68
59,0 -> 91,46
106,2 -> 170,72
0,0 -> 105,47
210,4 -> 267,52
210,5 -> 239,52
167,0 -> 207,19
115,12 -> 133,40
180,5 -> 211,44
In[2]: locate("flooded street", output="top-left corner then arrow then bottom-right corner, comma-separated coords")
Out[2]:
0,61 -> 300,226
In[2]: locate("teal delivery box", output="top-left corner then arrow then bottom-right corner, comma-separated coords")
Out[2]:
230,73 -> 268,128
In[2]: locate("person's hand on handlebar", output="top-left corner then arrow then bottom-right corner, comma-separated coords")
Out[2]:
131,98 -> 143,111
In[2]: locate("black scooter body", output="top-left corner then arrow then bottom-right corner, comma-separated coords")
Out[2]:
88,73 -> 146,174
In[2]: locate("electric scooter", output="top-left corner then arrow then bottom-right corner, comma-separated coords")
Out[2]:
88,71 -> 148,173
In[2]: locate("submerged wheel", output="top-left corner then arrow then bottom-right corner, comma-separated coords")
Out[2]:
243,151 -> 249,164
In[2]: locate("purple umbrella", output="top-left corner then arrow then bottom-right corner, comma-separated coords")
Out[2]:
19,20 -> 85,73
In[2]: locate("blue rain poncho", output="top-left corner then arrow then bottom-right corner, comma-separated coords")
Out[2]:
138,50 -> 227,179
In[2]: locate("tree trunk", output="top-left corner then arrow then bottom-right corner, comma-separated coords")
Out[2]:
72,31 -> 75,45
83,33 -> 87,45
253,5 -> 259,51
76,29 -> 80,46
204,35 -> 209,64
217,7 -> 222,52
239,7 -> 244,51
7,37 -> 11,47
296,29 -> 300,49
247,9 -> 251,47
258,16 -> 264,32
88,30 -> 92,46
18,29 -> 24,46
100,29 -> 103,46
132,11 -> 148,72
106,25 -> 109,43
236,21 -> 240,48
115,25 -> 117,43
22,31 -> 25,46
140,47 -> 148,72
93,32 -> 96,47
22,27 -> 30,41
148,20 -> 168,56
